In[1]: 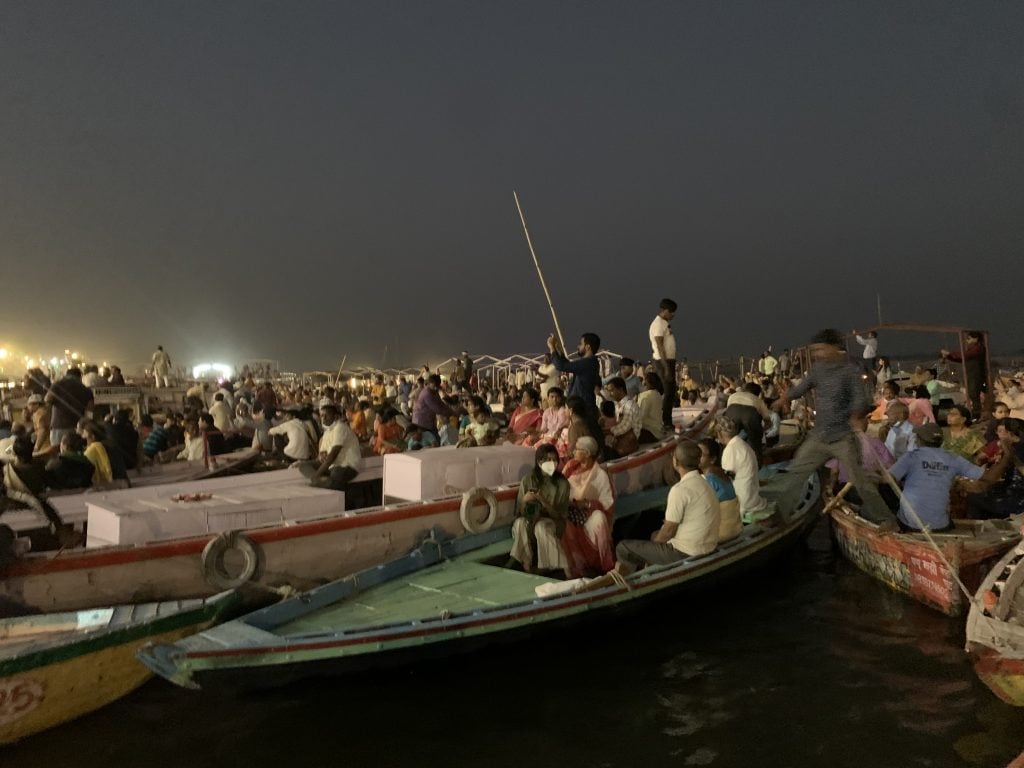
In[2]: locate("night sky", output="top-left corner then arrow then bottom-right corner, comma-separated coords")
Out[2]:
2,2 -> 1022,374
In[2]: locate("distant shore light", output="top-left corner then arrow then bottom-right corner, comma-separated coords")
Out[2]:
193,363 -> 234,379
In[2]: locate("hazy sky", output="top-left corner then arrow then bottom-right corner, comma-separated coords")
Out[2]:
2,2 -> 1021,374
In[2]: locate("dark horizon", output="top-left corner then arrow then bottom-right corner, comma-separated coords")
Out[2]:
2,2 -> 1021,375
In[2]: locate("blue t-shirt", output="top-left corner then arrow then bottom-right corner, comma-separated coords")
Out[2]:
704,472 -> 737,502
889,446 -> 983,530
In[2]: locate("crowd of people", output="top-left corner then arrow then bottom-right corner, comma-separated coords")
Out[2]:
2,316 -> 1022,583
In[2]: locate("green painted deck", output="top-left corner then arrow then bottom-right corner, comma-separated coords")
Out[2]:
278,541 -> 552,636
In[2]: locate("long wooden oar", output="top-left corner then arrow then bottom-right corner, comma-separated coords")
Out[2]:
513,191 -> 566,352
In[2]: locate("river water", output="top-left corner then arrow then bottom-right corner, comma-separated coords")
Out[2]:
6,519 -> 1024,768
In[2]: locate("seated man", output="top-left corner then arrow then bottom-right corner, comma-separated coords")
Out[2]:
268,407 -> 314,462
297,404 -> 361,491
613,441 -> 720,574
44,433 -> 95,490
602,376 -> 640,457
890,422 -> 1009,531
718,416 -> 770,523
724,383 -> 771,465
883,402 -> 917,461
603,358 -> 642,398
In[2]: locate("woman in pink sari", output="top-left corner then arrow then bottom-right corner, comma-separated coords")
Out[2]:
561,436 -> 615,577
506,387 -> 543,445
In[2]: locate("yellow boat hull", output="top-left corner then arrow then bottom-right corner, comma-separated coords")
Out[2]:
1,619 -> 218,744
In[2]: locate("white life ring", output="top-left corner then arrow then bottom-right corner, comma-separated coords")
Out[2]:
459,487 -> 498,533
201,531 -> 261,590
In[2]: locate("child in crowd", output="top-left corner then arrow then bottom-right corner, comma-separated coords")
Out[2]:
459,409 -> 497,447
438,414 -> 459,446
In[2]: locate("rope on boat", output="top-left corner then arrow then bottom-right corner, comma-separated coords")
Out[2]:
877,465 -> 976,607
880,466 -> 975,606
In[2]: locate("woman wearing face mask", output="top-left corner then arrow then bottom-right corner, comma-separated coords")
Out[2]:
508,444 -> 570,576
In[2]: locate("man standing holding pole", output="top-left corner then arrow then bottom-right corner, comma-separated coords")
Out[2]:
650,298 -> 678,430
766,328 -> 899,531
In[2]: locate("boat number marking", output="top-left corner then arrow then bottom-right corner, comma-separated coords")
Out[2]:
0,678 -> 44,724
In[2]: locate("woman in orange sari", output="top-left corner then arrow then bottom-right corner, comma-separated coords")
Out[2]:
561,436 -> 615,577
505,387 -> 543,445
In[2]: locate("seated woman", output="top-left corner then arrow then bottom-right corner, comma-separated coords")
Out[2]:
508,444 -> 570,575
79,420 -> 113,487
904,385 -> 935,428
525,387 -> 569,448
967,418 -> 1024,520
505,387 -> 543,445
698,438 -> 742,542
561,437 -> 615,577
637,372 -> 666,444
941,405 -> 985,462
979,402 -> 1012,464
373,407 -> 405,455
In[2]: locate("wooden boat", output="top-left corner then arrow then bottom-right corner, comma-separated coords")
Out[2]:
829,503 -> 1020,616
0,590 -> 238,744
965,530 -> 1024,706
137,472 -> 821,690
0,436 -> 686,616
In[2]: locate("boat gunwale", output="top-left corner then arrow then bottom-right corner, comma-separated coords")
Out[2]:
0,438 -> 680,578
0,592 -> 237,676
174,507 -> 817,662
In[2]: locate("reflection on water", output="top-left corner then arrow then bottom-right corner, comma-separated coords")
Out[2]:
6,519 -> 1024,767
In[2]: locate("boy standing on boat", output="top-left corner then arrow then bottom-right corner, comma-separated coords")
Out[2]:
767,329 -> 899,532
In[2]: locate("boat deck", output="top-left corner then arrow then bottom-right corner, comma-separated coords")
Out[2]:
280,541 -> 547,635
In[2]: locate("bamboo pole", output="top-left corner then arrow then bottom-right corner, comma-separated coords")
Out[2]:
513,191 -> 566,352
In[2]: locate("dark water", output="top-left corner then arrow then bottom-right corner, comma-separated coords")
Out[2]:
7,519 -> 1024,768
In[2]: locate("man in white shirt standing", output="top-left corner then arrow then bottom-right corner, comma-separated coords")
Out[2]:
613,440 -> 720,574
853,329 -> 878,375
649,298 -> 678,430
298,403 -> 361,491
